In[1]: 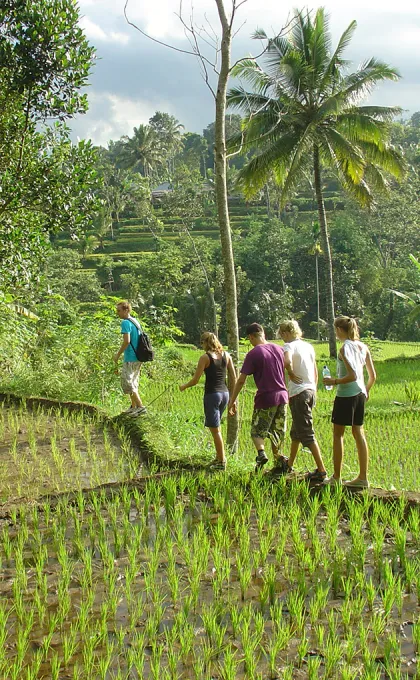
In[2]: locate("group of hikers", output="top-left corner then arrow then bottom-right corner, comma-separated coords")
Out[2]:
114,301 -> 376,488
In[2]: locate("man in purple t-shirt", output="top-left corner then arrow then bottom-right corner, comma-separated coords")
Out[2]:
228,323 -> 289,471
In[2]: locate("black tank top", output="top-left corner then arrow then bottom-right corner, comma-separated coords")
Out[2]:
204,352 -> 229,394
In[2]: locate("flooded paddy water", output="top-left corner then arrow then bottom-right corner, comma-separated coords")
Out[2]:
0,401 -> 141,502
0,422 -> 418,680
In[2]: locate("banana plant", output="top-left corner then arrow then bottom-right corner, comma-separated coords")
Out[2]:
390,254 -> 420,321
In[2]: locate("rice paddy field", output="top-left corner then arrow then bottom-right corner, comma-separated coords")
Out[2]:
0,468 -> 419,679
0,404 -> 141,502
138,340 -> 420,492
0,339 -> 418,678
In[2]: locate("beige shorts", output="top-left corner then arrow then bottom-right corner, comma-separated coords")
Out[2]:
121,361 -> 141,394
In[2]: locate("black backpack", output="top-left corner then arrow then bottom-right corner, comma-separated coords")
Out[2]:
128,316 -> 154,362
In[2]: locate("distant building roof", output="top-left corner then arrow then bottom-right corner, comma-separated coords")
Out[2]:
151,182 -> 173,198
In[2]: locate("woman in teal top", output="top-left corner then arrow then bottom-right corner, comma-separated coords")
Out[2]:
323,316 -> 376,488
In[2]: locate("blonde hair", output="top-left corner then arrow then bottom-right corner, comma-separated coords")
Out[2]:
201,332 -> 224,353
117,300 -> 132,313
334,316 -> 360,340
278,319 -> 302,339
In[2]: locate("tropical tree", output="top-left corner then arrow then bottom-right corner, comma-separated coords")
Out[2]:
228,8 -> 405,356
149,112 -> 184,174
120,124 -> 164,178
391,255 -> 420,323
0,0 -> 99,289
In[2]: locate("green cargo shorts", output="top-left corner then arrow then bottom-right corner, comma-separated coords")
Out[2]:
251,403 -> 287,453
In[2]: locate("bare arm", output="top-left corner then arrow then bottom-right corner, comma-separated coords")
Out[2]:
323,349 -> 356,386
228,373 -> 247,413
113,333 -> 130,363
284,350 -> 303,385
365,349 -> 376,399
179,354 -> 209,391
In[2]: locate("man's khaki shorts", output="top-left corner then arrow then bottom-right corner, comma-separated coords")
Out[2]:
121,361 -> 141,394
289,389 -> 316,445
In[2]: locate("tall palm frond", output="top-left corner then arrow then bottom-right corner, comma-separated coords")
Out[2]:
228,7 -> 406,356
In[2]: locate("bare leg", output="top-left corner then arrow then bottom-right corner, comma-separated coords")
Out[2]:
288,440 -> 300,468
252,436 -> 265,452
271,437 -> 287,464
307,440 -> 326,473
131,390 -> 143,408
209,427 -> 226,463
351,425 -> 368,480
333,424 -> 346,479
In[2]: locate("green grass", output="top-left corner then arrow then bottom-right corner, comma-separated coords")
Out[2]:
0,333 -> 418,677
0,404 -> 138,501
1,338 -> 418,491
137,340 -> 420,491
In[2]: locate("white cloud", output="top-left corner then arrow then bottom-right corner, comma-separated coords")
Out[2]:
79,16 -> 107,41
79,15 -> 130,44
72,92 -> 173,145
71,0 -> 420,143
110,31 -> 130,44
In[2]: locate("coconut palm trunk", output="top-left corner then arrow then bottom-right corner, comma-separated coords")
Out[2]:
214,0 -> 239,451
315,252 -> 320,341
314,145 -> 337,358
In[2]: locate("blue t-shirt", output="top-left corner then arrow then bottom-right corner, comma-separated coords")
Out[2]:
121,318 -> 140,363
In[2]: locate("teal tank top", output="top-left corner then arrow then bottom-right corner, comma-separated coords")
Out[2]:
336,356 -> 363,397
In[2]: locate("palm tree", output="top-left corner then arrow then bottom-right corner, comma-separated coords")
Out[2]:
227,8 -> 405,356
120,124 -> 164,178
79,234 -> 99,258
149,112 -> 184,174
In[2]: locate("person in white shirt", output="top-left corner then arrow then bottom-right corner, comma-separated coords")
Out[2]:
278,320 -> 327,481
322,316 -> 376,488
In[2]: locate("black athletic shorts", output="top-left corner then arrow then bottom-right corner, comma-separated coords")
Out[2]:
331,393 -> 366,427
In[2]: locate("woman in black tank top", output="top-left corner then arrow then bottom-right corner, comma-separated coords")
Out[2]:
204,351 -> 229,394
179,332 -> 236,469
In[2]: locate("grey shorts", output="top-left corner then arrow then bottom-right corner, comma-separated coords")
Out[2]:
121,361 -> 141,394
204,392 -> 229,428
289,389 -> 316,445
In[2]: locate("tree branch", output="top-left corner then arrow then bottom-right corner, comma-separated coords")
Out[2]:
124,0 -> 215,70
176,0 -> 218,97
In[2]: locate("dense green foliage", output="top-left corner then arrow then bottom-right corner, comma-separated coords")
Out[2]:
0,0 -> 100,287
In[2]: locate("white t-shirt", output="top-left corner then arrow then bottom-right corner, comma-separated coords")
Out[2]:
283,339 -> 317,398
337,340 -> 367,397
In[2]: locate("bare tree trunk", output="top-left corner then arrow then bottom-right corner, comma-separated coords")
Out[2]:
124,0 -> 241,450
313,145 -> 336,358
315,252 -> 320,341
214,0 -> 239,451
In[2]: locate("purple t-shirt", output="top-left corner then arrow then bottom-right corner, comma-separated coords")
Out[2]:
241,343 -> 288,409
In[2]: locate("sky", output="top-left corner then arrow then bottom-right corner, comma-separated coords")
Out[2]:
71,0 -> 420,146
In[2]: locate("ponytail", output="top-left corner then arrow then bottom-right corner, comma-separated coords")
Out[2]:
201,332 -> 224,353
334,316 -> 360,340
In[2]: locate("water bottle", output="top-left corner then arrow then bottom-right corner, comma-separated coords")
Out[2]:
322,365 -> 333,390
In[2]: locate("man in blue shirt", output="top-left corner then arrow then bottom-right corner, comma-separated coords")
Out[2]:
113,301 -> 146,416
